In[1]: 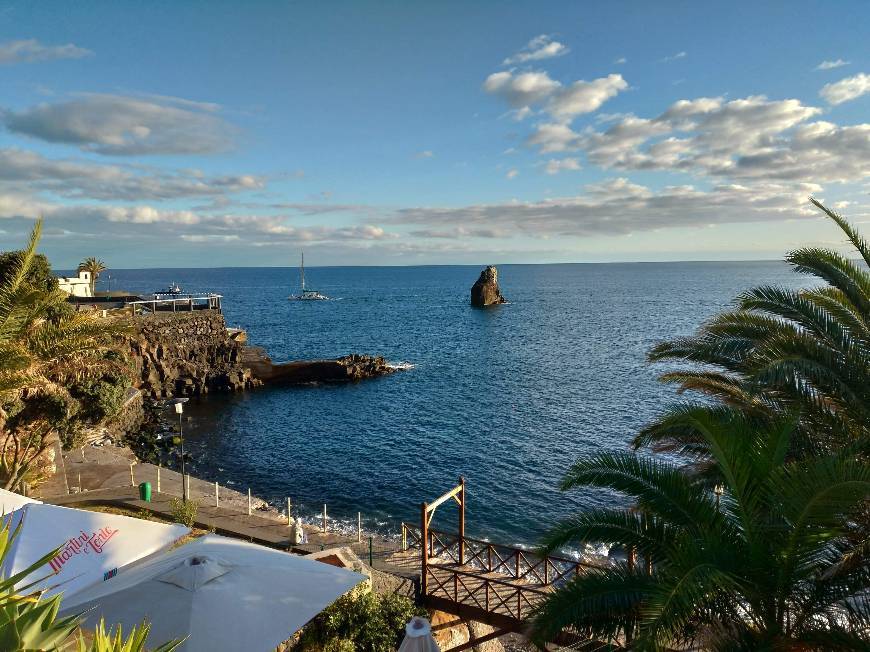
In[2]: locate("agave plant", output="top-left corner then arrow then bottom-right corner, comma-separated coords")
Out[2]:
532,410 -> 870,650
637,198 -> 870,460
75,619 -> 184,652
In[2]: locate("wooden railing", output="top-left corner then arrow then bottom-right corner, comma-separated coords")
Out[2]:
401,523 -> 591,589
425,564 -> 550,622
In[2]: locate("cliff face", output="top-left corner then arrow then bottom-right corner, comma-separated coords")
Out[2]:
127,311 -> 260,399
470,266 -> 507,307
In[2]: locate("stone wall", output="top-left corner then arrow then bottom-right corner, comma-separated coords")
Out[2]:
126,310 -> 260,399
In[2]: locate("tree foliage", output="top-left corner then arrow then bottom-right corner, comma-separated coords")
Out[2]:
637,199 -> 870,460
532,410 -> 870,649
78,257 -> 107,295
293,591 -> 423,652
0,220 -> 129,490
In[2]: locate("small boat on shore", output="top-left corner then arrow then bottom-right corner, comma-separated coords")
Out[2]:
288,252 -> 329,301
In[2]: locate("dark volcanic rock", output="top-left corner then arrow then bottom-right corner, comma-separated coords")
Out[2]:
243,349 -> 399,384
470,265 -> 507,307
126,311 -> 261,399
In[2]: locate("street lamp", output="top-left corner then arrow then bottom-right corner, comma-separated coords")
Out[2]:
173,398 -> 190,501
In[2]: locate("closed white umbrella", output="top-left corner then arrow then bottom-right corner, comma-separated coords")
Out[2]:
2,503 -> 188,601
60,534 -> 366,652
399,617 -> 441,652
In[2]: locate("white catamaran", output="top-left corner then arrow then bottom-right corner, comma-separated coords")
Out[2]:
288,251 -> 329,301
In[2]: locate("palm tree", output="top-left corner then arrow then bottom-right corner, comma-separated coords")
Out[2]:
636,198 -> 869,459
78,256 -> 107,295
0,220 -> 126,490
531,409 -> 870,650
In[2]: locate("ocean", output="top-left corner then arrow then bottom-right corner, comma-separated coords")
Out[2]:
100,262 -> 806,547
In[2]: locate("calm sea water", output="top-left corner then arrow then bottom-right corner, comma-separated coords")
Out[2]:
100,263 -> 805,546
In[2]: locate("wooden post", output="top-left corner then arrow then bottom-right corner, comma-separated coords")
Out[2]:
458,476 -> 466,565
357,512 -> 362,543
185,474 -> 190,501
247,488 -> 252,516
322,504 -> 327,533
402,524 -> 407,551
157,466 -> 161,493
130,464 -> 135,487
215,482 -> 220,508
78,472 -> 82,492
287,498 -> 292,526
420,502 -> 429,596
627,546 -> 637,571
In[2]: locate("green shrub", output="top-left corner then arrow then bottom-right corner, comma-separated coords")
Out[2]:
293,592 -> 423,652
168,498 -> 199,527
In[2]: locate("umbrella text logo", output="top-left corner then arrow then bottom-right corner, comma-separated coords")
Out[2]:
49,527 -> 119,573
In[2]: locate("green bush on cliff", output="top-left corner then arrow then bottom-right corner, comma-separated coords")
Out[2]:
293,592 -> 422,652
69,363 -> 131,424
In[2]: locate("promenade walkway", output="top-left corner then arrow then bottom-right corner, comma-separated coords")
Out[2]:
40,443 -> 415,577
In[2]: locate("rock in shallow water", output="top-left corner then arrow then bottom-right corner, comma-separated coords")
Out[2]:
470,265 -> 507,307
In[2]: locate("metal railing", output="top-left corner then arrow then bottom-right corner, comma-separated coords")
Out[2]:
126,295 -> 223,314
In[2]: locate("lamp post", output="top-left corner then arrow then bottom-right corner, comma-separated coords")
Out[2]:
173,398 -> 190,501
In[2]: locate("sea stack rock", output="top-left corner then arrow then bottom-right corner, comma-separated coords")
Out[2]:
470,265 -> 507,307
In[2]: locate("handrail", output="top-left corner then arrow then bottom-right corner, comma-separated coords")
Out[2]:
401,523 -> 594,577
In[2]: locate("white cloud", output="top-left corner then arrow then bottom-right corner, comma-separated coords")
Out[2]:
3,93 -> 235,155
395,180 -> 819,239
485,70 -> 627,120
503,35 -> 569,65
820,73 -> 870,105
614,57 -> 627,65
527,122 -> 584,153
483,71 -> 560,108
544,158 -> 581,175
815,59 -> 849,71
571,95 -> 862,184
505,168 -> 519,179
0,148 -> 264,201
660,51 -> 687,63
0,39 -> 92,64
548,74 -> 628,120
415,150 -> 434,159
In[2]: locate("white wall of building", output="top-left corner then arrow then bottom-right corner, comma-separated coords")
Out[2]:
57,271 -> 92,298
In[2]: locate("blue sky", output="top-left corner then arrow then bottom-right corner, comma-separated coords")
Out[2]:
0,1 -> 868,267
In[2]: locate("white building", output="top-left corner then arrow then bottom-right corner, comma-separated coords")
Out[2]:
56,271 -> 92,297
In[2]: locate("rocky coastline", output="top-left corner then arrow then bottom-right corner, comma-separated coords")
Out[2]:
110,310 -> 402,467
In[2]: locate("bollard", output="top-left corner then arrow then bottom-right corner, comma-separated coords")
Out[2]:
78,473 -> 81,492
287,498 -> 292,526
369,536 -> 373,566
248,489 -> 252,516
322,504 -> 327,533
185,474 -> 191,502
130,464 -> 135,487
358,512 -> 362,543
157,466 -> 161,493
215,482 -> 219,508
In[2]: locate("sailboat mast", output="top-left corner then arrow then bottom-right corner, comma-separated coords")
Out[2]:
301,251 -> 305,291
